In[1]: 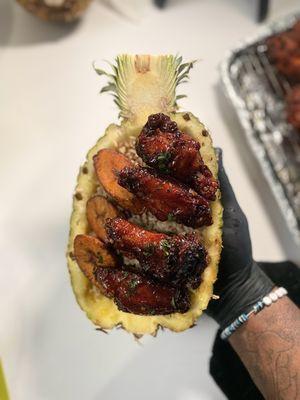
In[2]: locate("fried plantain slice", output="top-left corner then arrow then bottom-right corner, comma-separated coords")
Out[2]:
74,234 -> 118,288
87,195 -> 119,242
93,149 -> 143,213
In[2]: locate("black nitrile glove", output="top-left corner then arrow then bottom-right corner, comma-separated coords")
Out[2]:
206,149 -> 274,329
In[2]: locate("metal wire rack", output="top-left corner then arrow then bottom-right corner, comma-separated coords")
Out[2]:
221,13 -> 300,243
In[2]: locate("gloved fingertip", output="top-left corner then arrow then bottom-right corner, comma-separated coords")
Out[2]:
215,147 -> 222,157
215,148 -> 223,170
216,155 -> 241,209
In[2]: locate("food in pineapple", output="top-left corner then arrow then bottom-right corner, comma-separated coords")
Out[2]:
105,217 -> 207,287
136,113 -> 219,200
67,55 -> 223,335
74,234 -> 189,315
93,149 -> 143,213
16,0 -> 91,22
95,268 -> 190,315
73,235 -> 118,287
118,165 -> 212,227
86,196 -> 119,243
286,85 -> 300,130
266,21 -> 300,83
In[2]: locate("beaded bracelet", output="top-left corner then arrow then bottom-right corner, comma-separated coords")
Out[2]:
220,287 -> 288,340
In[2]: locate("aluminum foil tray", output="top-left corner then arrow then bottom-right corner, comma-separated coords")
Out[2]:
220,13 -> 300,244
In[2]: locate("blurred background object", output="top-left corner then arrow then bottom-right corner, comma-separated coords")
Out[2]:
16,0 -> 92,22
14,0 -> 297,24
16,0 -> 152,23
258,0 -> 269,21
153,0 -> 271,22
154,0 -> 167,9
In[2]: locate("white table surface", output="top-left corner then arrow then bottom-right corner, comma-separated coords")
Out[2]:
1,0 -> 299,399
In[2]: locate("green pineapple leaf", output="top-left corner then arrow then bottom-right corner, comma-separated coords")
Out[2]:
93,55 -> 197,125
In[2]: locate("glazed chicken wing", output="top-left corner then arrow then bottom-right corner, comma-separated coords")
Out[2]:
136,113 -> 219,200
267,33 -> 299,64
105,217 -> 207,288
266,24 -> 300,83
95,268 -> 190,315
286,85 -> 300,130
118,166 -> 212,227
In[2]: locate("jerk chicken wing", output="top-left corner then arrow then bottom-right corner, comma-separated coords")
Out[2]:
266,23 -> 300,83
286,85 -> 300,131
118,166 -> 212,227
95,268 -> 190,315
136,113 -> 219,200
74,234 -> 189,315
105,217 -> 207,288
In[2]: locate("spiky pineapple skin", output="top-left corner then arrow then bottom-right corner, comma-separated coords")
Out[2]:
67,112 -> 223,335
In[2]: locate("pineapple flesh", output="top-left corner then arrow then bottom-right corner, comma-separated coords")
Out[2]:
67,55 -> 223,335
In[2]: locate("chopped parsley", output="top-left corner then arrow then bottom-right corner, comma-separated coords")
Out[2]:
171,297 -> 176,308
128,278 -> 139,294
156,152 -> 171,172
160,239 -> 171,256
167,213 -> 175,222
97,254 -> 103,265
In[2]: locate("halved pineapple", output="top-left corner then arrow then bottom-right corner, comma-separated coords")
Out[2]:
67,55 -> 223,335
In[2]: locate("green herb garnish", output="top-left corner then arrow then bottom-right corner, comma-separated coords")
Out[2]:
160,239 -> 171,256
167,213 -> 175,222
128,278 -> 139,294
156,152 -> 171,172
97,254 -> 104,264
171,297 -> 176,308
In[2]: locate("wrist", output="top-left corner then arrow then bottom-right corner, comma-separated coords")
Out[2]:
221,287 -> 287,340
209,261 -> 274,328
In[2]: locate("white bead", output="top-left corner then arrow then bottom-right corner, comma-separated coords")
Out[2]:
270,292 -> 278,302
276,288 -> 284,298
281,287 -> 287,296
276,287 -> 287,298
263,296 -> 272,306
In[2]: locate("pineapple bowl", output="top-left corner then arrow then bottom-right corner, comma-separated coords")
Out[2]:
67,55 -> 223,335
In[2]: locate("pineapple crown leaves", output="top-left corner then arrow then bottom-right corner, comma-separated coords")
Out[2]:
93,55 -> 197,120
93,61 -> 121,112
174,56 -> 197,105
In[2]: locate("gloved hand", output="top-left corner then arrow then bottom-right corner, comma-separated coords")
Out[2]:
206,149 -> 274,328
